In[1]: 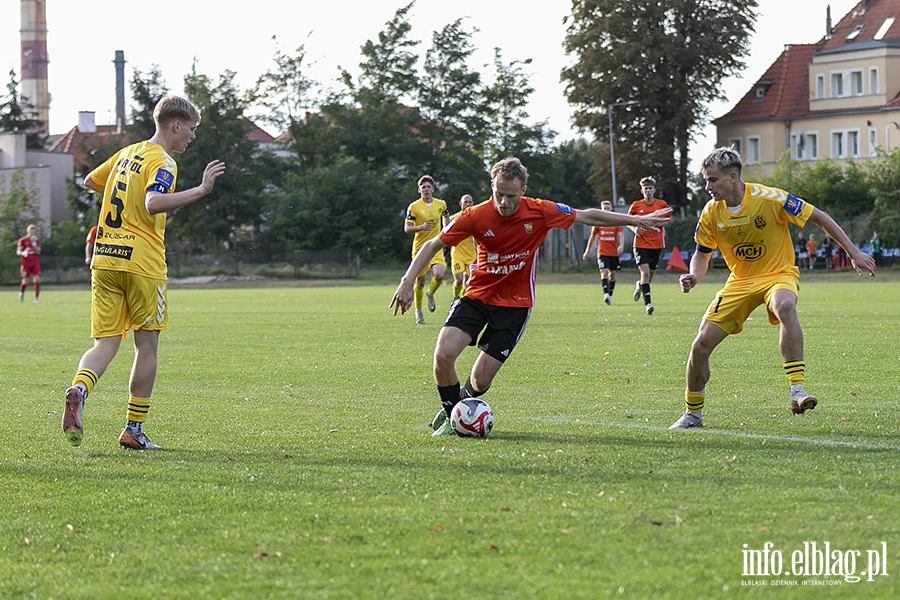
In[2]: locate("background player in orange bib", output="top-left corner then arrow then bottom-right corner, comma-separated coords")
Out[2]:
582,200 -> 624,305
628,176 -> 668,315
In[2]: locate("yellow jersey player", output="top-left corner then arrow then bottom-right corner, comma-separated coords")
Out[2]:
404,175 -> 448,324
670,147 -> 875,429
449,194 -> 476,298
62,95 -> 226,450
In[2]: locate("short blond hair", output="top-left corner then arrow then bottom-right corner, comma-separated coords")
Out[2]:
490,157 -> 529,186
417,175 -> 435,188
702,146 -> 743,174
153,96 -> 201,127
640,176 -> 656,188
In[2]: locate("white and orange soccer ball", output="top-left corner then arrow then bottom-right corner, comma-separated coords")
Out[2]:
450,398 -> 494,438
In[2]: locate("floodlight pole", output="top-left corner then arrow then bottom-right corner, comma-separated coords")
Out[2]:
608,100 -> 639,205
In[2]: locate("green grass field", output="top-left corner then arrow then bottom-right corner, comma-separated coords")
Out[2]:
1,272 -> 898,599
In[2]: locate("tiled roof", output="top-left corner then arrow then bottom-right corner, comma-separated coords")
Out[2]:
715,44 -> 817,124
716,0 -> 900,124
819,0 -> 900,54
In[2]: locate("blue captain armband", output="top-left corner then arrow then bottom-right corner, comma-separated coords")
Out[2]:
147,183 -> 168,193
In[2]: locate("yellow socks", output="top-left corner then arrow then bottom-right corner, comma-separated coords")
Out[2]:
684,389 -> 705,413
414,285 -> 424,309
126,396 -> 151,423
72,368 -> 99,398
784,360 -> 805,385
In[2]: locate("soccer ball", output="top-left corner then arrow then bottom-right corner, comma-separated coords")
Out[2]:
450,398 -> 494,438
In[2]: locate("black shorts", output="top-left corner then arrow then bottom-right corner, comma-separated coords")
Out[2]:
634,248 -> 662,270
444,297 -> 531,363
598,255 -> 621,271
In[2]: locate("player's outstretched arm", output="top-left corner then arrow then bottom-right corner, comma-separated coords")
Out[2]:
574,207 -> 672,232
390,236 -> 448,315
146,160 -> 226,215
808,208 -> 875,277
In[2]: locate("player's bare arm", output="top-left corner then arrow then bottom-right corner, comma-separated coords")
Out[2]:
145,160 -> 226,215
390,236 -> 448,315
404,220 -> 433,234
575,206 -> 671,231
679,251 -> 712,293
582,230 -> 598,260
807,208 -> 875,277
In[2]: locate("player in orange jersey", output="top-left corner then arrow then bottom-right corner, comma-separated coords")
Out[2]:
628,177 -> 668,315
16,224 -> 41,303
391,158 -> 672,436
582,200 -> 624,305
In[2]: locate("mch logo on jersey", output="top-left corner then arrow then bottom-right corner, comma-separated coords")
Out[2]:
732,242 -> 767,261
783,194 -> 804,216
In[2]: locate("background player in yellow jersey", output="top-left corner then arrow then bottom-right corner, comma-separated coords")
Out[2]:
62,96 -> 226,449
449,194 -> 476,298
404,175 -> 448,324
669,147 -> 875,429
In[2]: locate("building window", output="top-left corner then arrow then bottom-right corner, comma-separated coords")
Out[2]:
728,138 -> 741,156
794,132 -> 818,161
869,68 -> 879,94
832,132 -> 844,158
833,130 -> 860,158
831,73 -> 844,97
869,128 -> 878,156
851,71 -> 863,95
747,137 -> 760,164
848,131 -> 859,157
816,74 -> 825,99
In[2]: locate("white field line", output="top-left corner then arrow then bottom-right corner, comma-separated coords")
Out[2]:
521,416 -> 900,450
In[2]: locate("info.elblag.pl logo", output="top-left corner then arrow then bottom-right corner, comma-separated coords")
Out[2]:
742,541 -> 889,585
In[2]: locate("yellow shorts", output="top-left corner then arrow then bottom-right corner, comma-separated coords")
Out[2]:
91,269 -> 168,338
451,259 -> 472,279
703,274 -> 799,335
416,249 -> 447,278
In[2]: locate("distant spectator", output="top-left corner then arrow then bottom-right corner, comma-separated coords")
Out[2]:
870,231 -> 883,267
796,230 -> 807,269
822,234 -> 834,269
806,234 -> 818,270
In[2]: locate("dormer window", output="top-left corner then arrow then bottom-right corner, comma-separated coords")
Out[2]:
753,80 -> 774,102
846,24 -> 864,41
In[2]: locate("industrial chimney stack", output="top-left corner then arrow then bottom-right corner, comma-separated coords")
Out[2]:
20,0 -> 50,134
115,50 -> 126,133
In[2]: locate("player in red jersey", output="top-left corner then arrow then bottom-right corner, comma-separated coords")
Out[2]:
16,224 -> 41,303
390,157 -> 672,436
628,177 -> 668,315
582,200 -> 624,305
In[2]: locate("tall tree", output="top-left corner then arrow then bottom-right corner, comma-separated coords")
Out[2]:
172,64 -> 263,245
416,18 -> 487,197
483,49 -> 557,197
562,0 -> 757,207
0,69 -> 45,149
129,65 -> 170,140
254,37 -> 319,133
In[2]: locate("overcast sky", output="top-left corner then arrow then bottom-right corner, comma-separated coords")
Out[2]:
1,0 -> 860,175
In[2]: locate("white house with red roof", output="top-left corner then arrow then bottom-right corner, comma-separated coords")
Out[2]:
715,0 -> 900,172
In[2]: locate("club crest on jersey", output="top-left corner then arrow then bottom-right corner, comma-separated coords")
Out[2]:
154,169 -> 175,189
783,194 -> 804,216
754,216 -> 767,230
555,202 -> 573,214
524,223 -> 533,234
